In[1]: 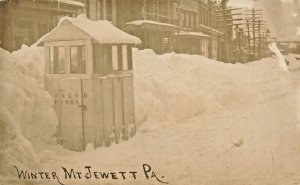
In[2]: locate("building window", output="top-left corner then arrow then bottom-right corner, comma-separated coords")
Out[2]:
96,0 -> 103,20
146,0 -> 158,15
180,12 -> 185,27
70,46 -> 86,74
49,46 -> 66,74
186,12 -> 190,28
172,2 -> 179,20
159,0 -> 168,16
191,13 -> 195,28
204,8 -> 207,25
198,4 -> 201,25
106,0 -> 112,21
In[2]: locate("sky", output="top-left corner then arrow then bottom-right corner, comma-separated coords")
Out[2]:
228,0 -> 300,41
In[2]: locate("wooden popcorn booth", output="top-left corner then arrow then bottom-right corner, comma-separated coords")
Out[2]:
38,15 -> 141,151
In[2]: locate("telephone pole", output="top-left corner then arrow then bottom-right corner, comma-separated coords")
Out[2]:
216,6 -> 242,63
243,9 -> 266,61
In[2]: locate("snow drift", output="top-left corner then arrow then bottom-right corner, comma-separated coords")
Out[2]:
0,46 -> 58,182
133,49 -> 287,125
268,42 -> 288,71
0,45 -> 57,144
0,38 -> 291,185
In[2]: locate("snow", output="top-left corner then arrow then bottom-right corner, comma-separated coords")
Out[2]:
30,50 -> 299,185
2,41 -> 300,185
268,42 -> 288,71
54,0 -> 85,7
126,20 -> 179,29
175,31 -> 210,38
199,24 -> 224,35
85,143 -> 95,151
0,45 -> 57,144
38,14 -> 141,45
0,45 -> 58,183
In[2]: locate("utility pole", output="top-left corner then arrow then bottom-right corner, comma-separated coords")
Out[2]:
217,6 -> 242,63
246,19 -> 251,60
234,22 -> 243,63
258,20 -> 261,58
236,24 -> 240,63
244,9 -> 264,61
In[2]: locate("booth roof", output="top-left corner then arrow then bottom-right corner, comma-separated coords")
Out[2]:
37,14 -> 141,45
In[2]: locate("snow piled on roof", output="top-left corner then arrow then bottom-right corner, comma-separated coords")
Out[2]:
40,14 -> 141,45
175,31 -> 211,38
55,0 -> 85,7
126,20 -> 179,29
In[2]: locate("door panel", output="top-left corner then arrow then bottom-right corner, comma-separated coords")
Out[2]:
102,78 -> 114,146
113,78 -> 124,143
93,79 -> 104,147
122,76 -> 135,139
59,79 -> 83,151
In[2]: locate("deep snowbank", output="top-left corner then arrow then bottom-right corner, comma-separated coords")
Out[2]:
0,46 -> 57,181
0,45 -> 288,144
0,43 -> 291,185
133,49 -> 288,125
1,45 -> 57,144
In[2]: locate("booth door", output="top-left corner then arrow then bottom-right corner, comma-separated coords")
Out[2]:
59,79 -> 84,151
122,76 -> 135,139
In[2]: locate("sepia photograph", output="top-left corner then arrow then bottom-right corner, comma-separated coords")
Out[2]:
1,0 -> 300,184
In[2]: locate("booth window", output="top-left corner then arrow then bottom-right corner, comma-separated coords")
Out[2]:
127,45 -> 133,70
112,45 -> 118,70
93,44 -> 101,73
101,44 -> 112,75
122,45 -> 128,70
70,46 -> 86,74
49,46 -> 66,74
111,45 -> 133,71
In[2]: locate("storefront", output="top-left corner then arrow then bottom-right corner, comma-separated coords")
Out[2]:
127,20 -> 179,54
174,31 -> 211,57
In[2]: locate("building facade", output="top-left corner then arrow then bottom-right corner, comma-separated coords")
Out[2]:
0,0 -> 229,61
80,0 -> 226,61
0,0 -> 84,51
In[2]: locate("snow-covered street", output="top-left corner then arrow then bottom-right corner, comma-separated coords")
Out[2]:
2,46 -> 300,185
38,55 -> 300,185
